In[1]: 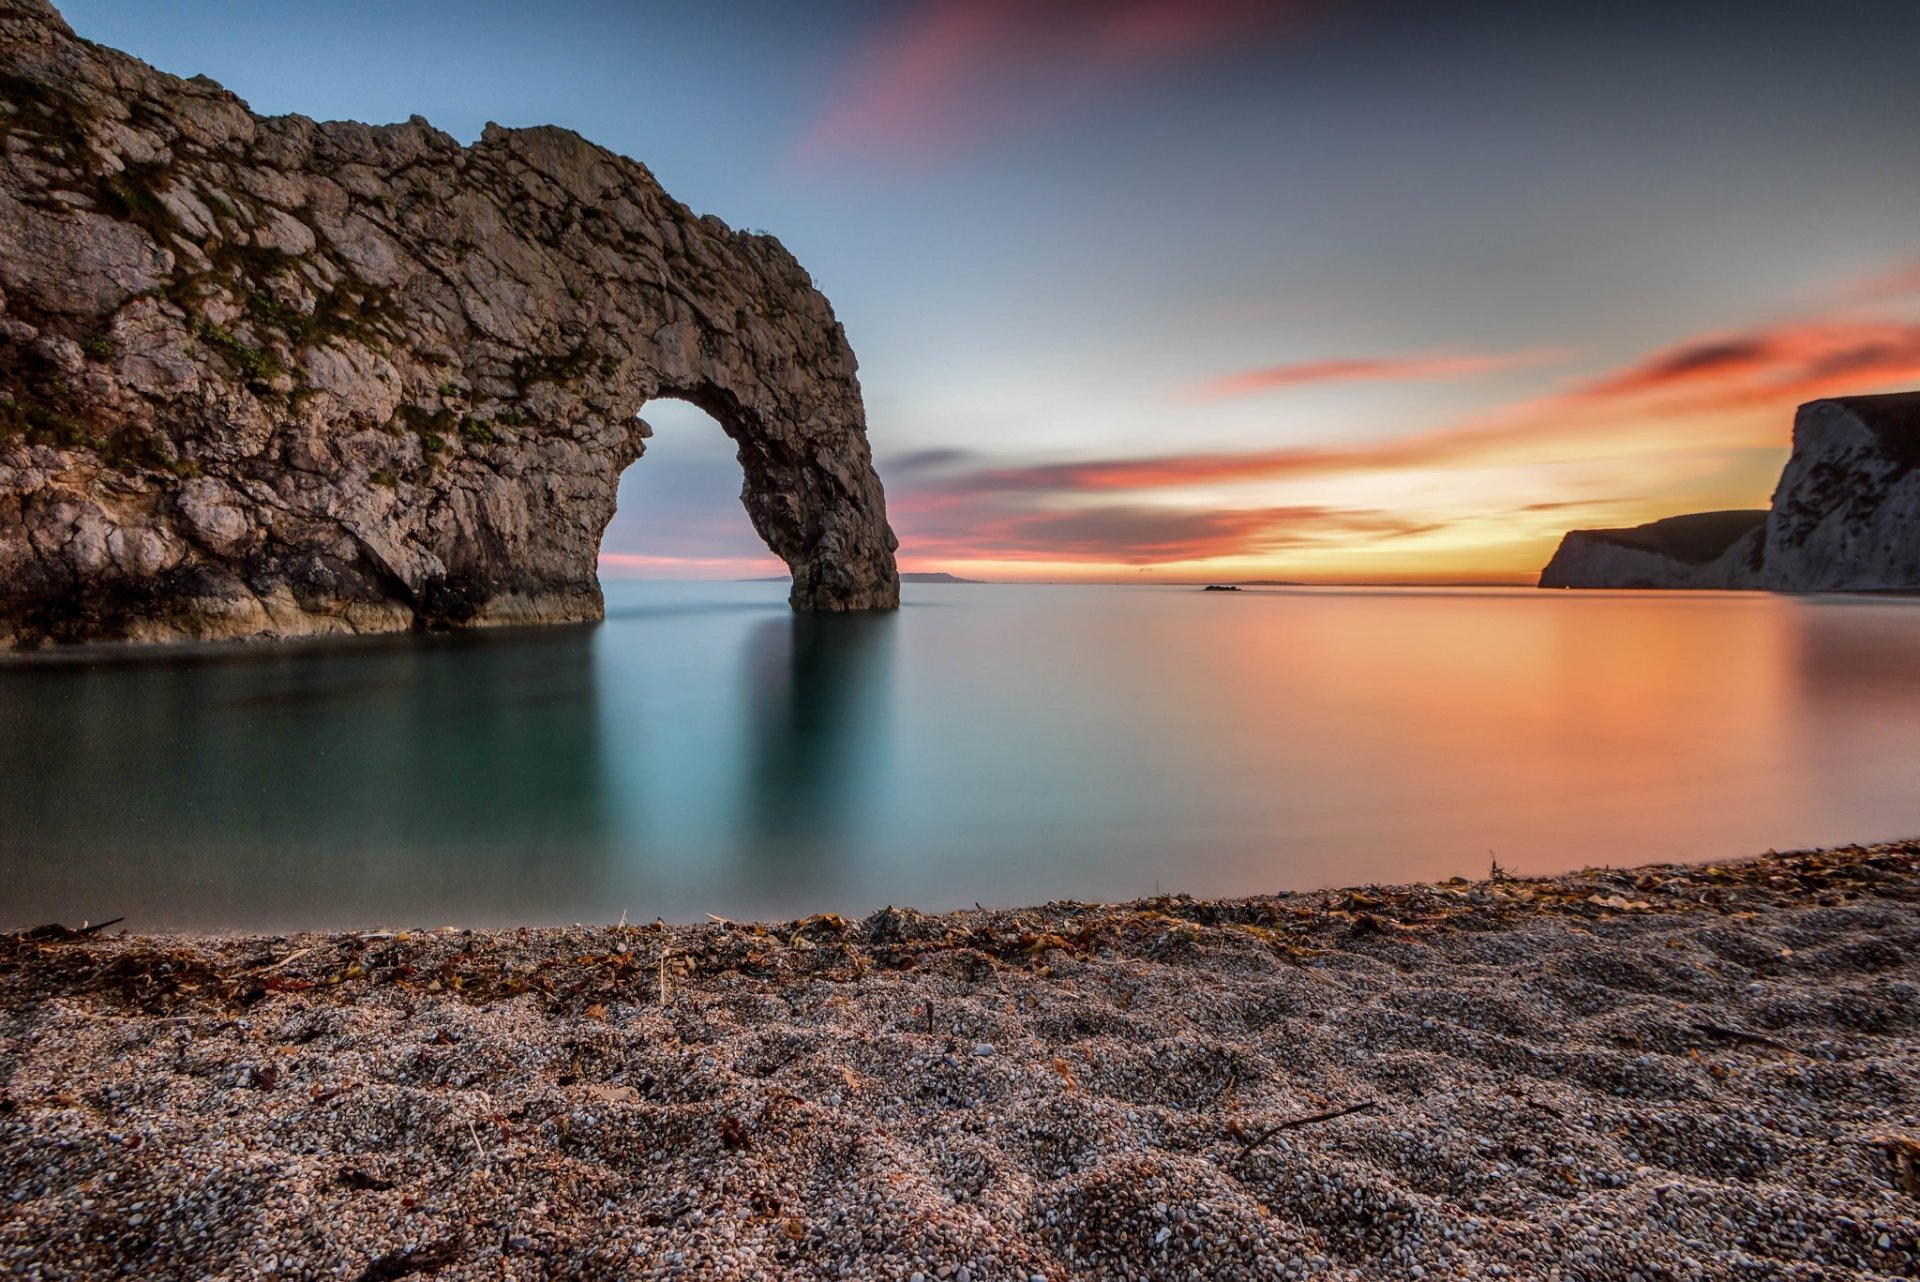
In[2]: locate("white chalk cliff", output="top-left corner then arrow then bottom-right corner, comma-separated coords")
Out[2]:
1540,393 -> 1920,591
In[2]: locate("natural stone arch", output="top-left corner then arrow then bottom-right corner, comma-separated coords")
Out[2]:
0,0 -> 898,646
634,372 -> 897,613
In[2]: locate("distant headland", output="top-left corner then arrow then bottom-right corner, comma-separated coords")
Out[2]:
1541,392 -> 1920,591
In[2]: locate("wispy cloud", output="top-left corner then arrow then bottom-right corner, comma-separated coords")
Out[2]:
598,551 -> 784,579
1189,348 -> 1569,400
941,316 -> 1920,497
1833,259 -> 1920,306
882,447 -> 979,477
1557,321 -> 1920,414
792,0 -> 1307,166
894,498 -> 1436,565
608,262 -> 1920,577
888,309 -> 1920,569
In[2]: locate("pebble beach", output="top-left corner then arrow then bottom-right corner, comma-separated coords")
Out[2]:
3,842 -> 1918,1281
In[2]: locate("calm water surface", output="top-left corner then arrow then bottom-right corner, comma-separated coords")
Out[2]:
3,582 -> 1919,930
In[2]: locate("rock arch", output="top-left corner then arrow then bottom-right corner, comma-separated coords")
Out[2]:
0,0 -> 898,646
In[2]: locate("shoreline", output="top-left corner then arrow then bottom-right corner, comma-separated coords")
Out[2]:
10,836 -> 1920,952
4,841 -> 1918,1279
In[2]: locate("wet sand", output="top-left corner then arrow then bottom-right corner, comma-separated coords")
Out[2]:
3,842 -> 1918,1280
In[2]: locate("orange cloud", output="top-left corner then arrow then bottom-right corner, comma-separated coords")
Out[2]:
598,551 -> 783,579
792,0 -> 1305,166
1190,348 -> 1569,400
891,497 -> 1437,565
888,309 -> 1920,569
932,316 -> 1920,498
1557,321 -> 1920,414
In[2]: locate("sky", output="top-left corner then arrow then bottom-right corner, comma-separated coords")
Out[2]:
59,0 -> 1920,583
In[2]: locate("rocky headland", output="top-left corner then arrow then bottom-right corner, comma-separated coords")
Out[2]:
1540,393 -> 1920,591
0,0 -> 898,649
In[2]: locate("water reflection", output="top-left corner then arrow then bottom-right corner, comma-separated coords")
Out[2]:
1793,596 -> 1920,708
4,582 -> 1919,931
739,611 -> 896,862
0,628 -> 614,930
1785,597 -> 1920,832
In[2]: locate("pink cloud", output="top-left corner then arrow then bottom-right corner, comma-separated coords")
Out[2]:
598,551 -> 784,579
1833,259 -> 1920,306
891,496 -> 1435,565
1527,319 -> 1920,421
792,0 -> 1305,166
1189,348 -> 1570,400
887,308 -> 1920,565
967,317 -> 1920,496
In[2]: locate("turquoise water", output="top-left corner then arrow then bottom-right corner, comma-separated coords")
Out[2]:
3,581 -> 1919,930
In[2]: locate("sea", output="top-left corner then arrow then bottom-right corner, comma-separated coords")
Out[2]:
3,581 -> 1918,930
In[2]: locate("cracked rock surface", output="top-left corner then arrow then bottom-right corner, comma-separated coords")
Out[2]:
0,0 -> 898,647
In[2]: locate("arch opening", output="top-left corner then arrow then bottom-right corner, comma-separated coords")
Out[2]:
597,399 -> 787,586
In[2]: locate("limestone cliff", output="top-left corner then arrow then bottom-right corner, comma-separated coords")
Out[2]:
0,0 -> 898,647
1540,393 -> 1920,591
1762,394 -> 1920,590
1538,510 -> 1766,590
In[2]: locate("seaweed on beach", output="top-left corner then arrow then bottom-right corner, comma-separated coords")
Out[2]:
2,839 -> 1918,1280
4,840 -> 1915,1019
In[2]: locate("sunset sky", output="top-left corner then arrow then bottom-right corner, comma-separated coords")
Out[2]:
62,0 -> 1920,583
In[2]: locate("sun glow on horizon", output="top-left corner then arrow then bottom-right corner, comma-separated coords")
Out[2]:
852,295 -> 1920,584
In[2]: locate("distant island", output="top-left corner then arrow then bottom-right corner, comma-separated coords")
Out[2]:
1541,393 -> 1920,590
